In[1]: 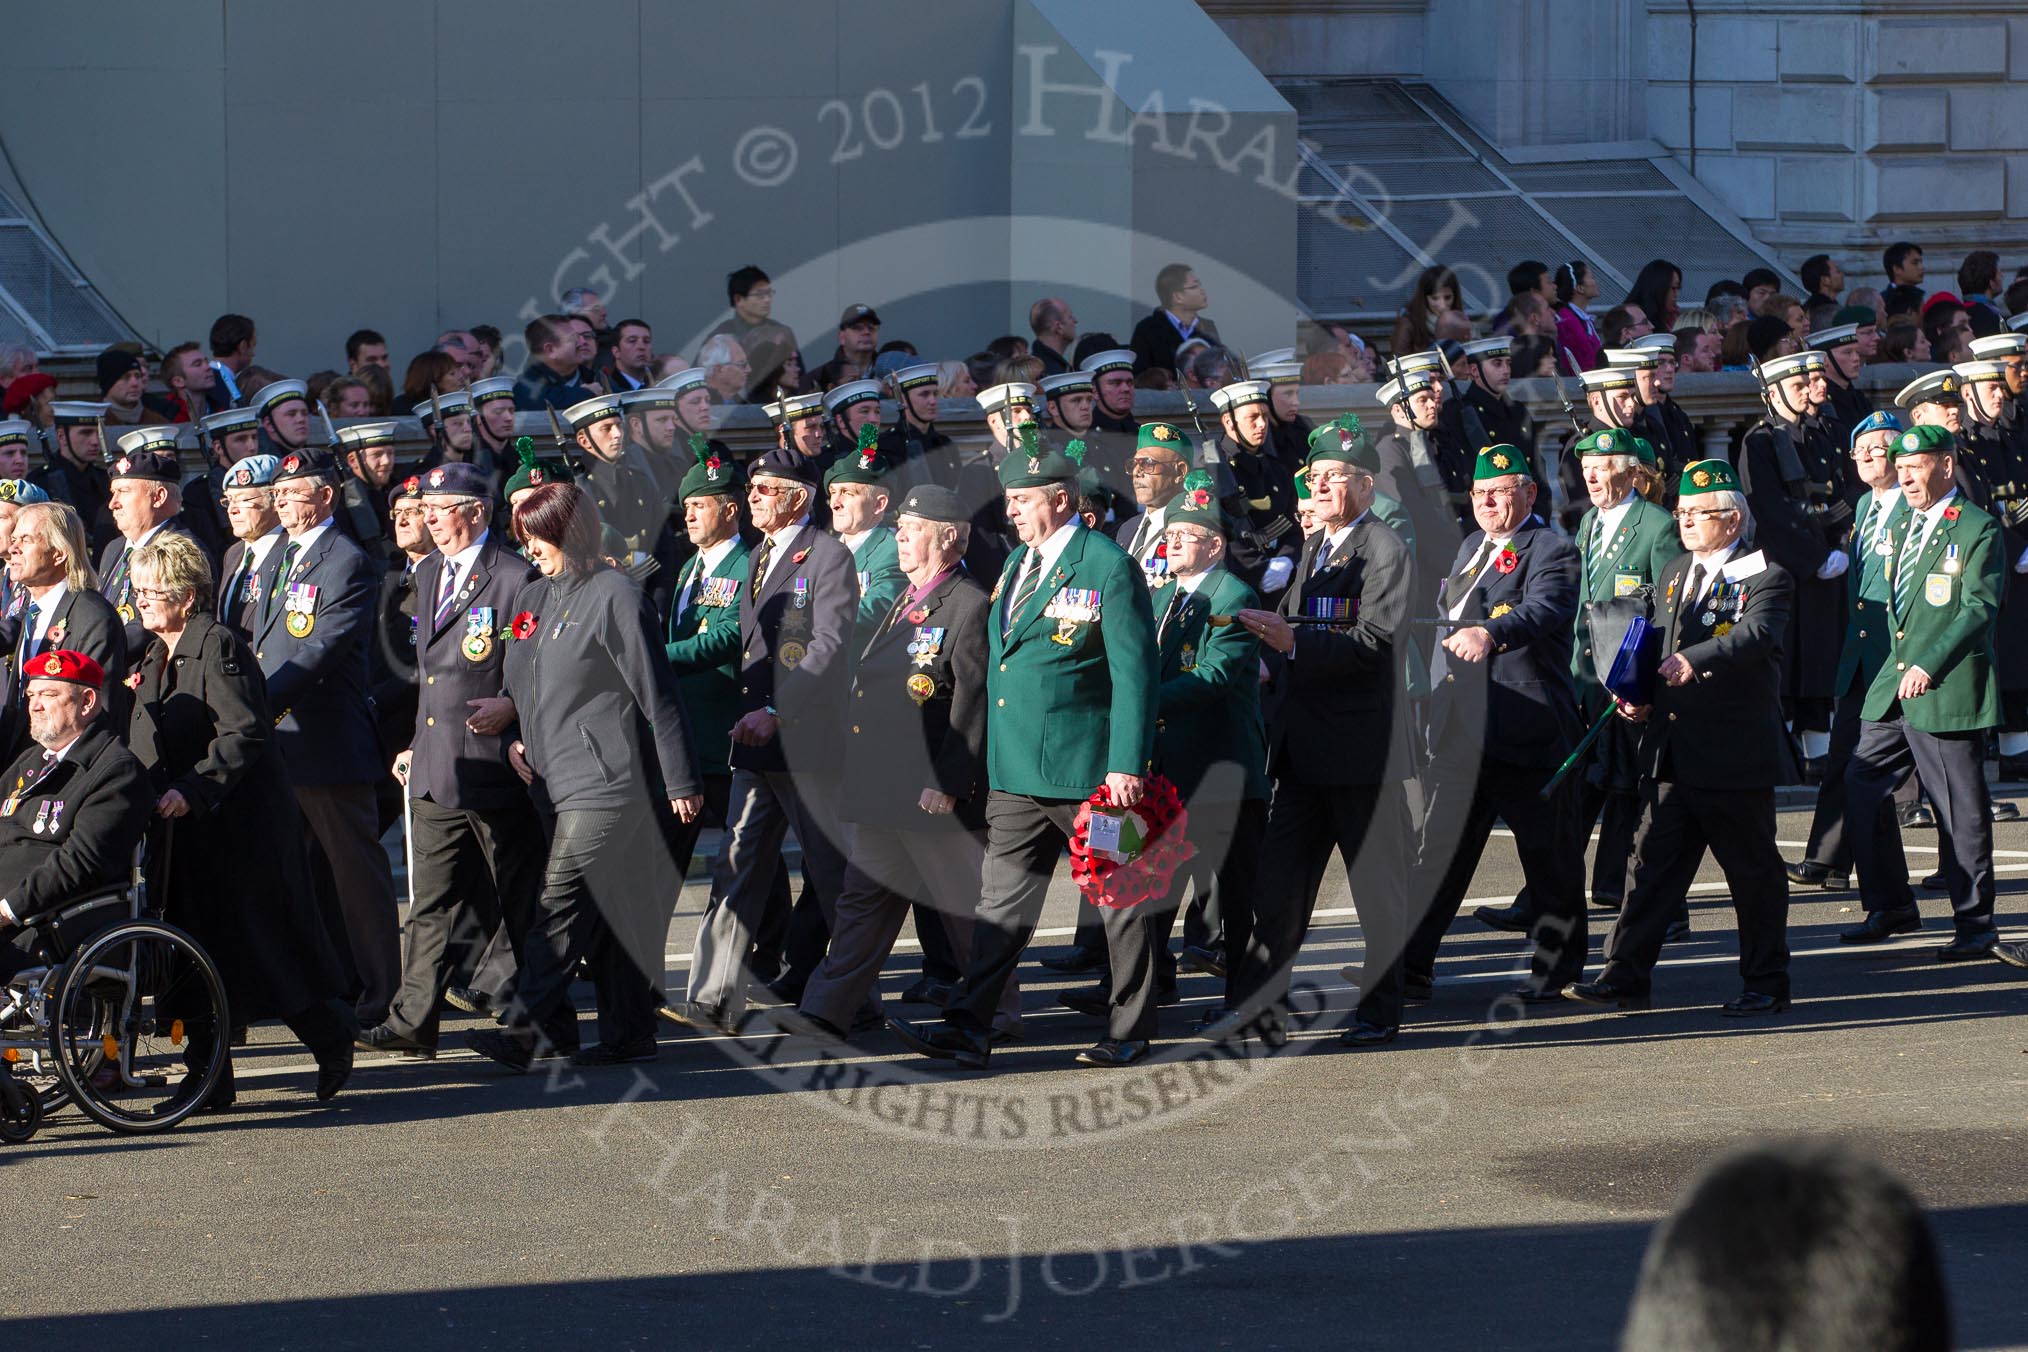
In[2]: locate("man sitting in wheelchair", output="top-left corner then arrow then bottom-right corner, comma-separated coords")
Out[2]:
0,651 -> 152,975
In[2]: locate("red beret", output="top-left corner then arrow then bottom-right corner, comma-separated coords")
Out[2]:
2,372 -> 56,416
25,649 -> 105,689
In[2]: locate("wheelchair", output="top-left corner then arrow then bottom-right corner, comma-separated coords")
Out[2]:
1,844 -> 230,1138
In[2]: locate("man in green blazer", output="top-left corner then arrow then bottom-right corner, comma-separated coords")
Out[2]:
890,431 -> 1158,1068
1842,423 -> 2009,960
1056,471 -> 1266,1061
826,425 -> 907,648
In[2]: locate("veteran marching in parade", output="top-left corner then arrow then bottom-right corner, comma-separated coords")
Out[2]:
5,295 -> 2028,1143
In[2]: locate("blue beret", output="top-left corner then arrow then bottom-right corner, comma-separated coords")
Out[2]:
1849,409 -> 1905,450
223,454 -> 282,488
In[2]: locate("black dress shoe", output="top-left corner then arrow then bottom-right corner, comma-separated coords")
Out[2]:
443,986 -> 495,1018
1338,1020 -> 1398,1048
656,1002 -> 734,1035
1993,940 -> 2028,970
758,973 -> 805,1005
1784,860 -> 1849,890
1057,987 -> 1111,1018
1075,1038 -> 1150,1067
1897,801 -> 1936,829
1664,919 -> 1693,943
1509,983 -> 1569,1005
464,1029 -> 534,1071
1472,903 -> 1534,934
1564,980 -> 1650,1010
355,1024 -> 436,1060
886,1018 -> 991,1069
1403,972 -> 1434,1004
1589,893 -> 1623,912
1039,944 -> 1106,974
1937,932 -> 1999,962
1992,800 -> 2021,823
1918,871 -> 1949,891
1190,1005 -> 1232,1035
1838,908 -> 1921,944
770,1007 -> 848,1044
1720,990 -> 1789,1016
314,1042 -> 354,1100
1179,944 -> 1227,979
896,978 -> 953,1006
571,1036 -> 658,1066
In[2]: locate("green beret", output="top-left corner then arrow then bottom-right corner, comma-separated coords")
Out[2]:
679,449 -> 744,501
997,425 -> 1083,490
1473,444 -> 1531,482
1890,423 -> 1957,459
824,424 -> 891,489
1136,422 -> 1192,457
1833,305 -> 1877,328
1624,435 -> 1658,467
1571,428 -> 1642,462
1164,469 -> 1226,537
1678,458 -> 1741,496
503,435 -> 575,497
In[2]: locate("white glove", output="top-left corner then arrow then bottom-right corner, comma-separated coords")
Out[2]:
2013,543 -> 2028,574
1261,555 -> 1295,593
1815,551 -> 1849,581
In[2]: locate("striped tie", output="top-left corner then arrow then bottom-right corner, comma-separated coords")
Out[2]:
1894,515 -> 1927,614
1002,555 -> 1042,637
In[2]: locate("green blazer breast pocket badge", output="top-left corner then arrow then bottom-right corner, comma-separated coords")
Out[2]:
1613,573 -> 1641,597
284,582 -> 319,638
1046,587 -> 1101,645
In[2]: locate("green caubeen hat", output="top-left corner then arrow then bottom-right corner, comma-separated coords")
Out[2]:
1164,469 -> 1226,537
1677,458 -> 1741,496
997,423 -> 1084,490
1473,443 -> 1532,481
1305,412 -> 1376,471
679,445 -> 744,501
503,435 -> 575,497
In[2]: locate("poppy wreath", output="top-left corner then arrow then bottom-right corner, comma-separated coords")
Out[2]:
1066,773 -> 1195,910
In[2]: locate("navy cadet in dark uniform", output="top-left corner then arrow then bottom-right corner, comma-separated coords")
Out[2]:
1571,459 -> 1797,1016
1808,319 -> 1874,454
253,447 -> 401,1029
879,362 -> 953,495
333,421 -> 399,565
216,454 -> 288,644
1372,366 -> 1469,600
1403,445 -> 1587,1004
360,462 -> 547,1058
184,405 -> 262,564
1081,347 -> 1140,440
251,378 -> 317,460
1952,347 -> 2028,784
775,484 -> 1021,1045
563,394 -> 665,553
944,382 -> 1036,582
100,430 -> 202,658
1255,352 -> 1314,473
27,400 -> 116,554
1202,378 -> 1301,599
414,390 -> 491,480
1445,336 -> 1534,463
467,376 -> 521,492
1222,427 -> 1416,1046
1616,334 -> 1699,499
763,389 -> 830,471
663,445 -> 859,1034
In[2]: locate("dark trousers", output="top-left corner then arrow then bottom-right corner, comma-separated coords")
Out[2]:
912,902 -> 963,983
384,794 -> 545,1048
1803,680 -> 1917,873
1601,780 -> 1791,998
1847,720 -> 1997,934
296,782 -> 400,1025
506,806 -> 670,1049
1404,757 -> 1587,989
799,821 -> 1021,1034
1235,781 -> 1409,1029
1570,778 -> 1640,906
667,775 -> 792,977
1092,796 -> 1265,1041
943,792 -> 1082,1034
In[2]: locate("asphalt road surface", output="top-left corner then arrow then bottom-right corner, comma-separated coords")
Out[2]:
6,801 -> 2027,1350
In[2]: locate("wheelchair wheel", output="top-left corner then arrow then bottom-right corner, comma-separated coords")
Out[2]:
49,920 -> 230,1135
0,1075 -> 40,1143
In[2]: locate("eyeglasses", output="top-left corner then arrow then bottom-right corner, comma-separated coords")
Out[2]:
391,507 -> 427,524
1672,508 -> 1737,523
1162,529 -> 1212,546
749,482 -> 798,498
271,490 -> 322,505
220,493 -> 272,510
1471,487 -> 1524,501
1309,471 -> 1359,489
1129,457 -> 1181,474
132,587 -> 184,603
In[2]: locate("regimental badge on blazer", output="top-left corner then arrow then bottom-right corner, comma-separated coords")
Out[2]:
779,640 -> 807,668
1925,573 -> 1953,608
1612,573 -> 1641,597
1178,642 -> 1197,672
462,606 -> 496,662
284,582 -> 319,638
906,672 -> 935,705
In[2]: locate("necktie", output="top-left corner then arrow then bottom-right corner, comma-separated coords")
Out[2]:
1003,553 -> 1042,636
1895,515 -> 1928,613
18,601 -> 39,666
1860,498 -> 1881,553
750,536 -> 776,602
1677,563 -> 1707,634
1128,514 -> 1154,562
1584,517 -> 1604,585
434,561 -> 461,630
1311,532 -> 1336,577
677,555 -> 705,617
265,541 -> 300,624
105,545 -> 131,601
227,553 -> 253,610
1444,537 -> 1497,609
1157,585 -> 1187,643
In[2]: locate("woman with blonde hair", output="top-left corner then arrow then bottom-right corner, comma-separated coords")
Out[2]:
3,499 -> 127,738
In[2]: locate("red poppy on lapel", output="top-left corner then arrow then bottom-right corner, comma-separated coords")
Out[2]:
1494,544 -> 1518,575
907,607 -> 928,624
510,611 -> 539,640
1943,504 -> 1961,522
791,549 -> 809,565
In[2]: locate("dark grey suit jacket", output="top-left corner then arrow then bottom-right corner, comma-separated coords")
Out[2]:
408,533 -> 537,812
251,520 -> 381,786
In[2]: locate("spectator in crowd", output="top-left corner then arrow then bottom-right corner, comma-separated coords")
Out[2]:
1625,259 -> 1682,334
1029,296 -> 1078,375
1433,308 -> 1473,348
1129,262 -> 1219,375
648,352 -> 690,384
810,304 -> 882,390
1554,260 -> 1605,373
1599,306 -> 1650,349
1765,293 -> 1808,346
994,355 -> 1045,388
467,325 -> 504,379
1706,293 -> 1750,331
1621,1142 -> 1949,1352
238,366 -> 283,406
1923,296 -> 1974,365
1717,319 -> 1754,370
1506,293 -> 1556,340
324,376 -> 374,418
699,334 -> 750,405
355,365 -> 394,415
146,342 -> 222,423
1800,253 -> 1844,328
936,359 -> 976,400
1389,264 -> 1461,359
1882,284 -> 1924,321
1878,320 -> 1929,365
560,314 -> 604,390
1492,260 -> 1552,335
1671,311 -> 1722,373
1135,367 -> 1174,392
601,318 -> 654,392
1742,267 -> 1781,315
0,343 -> 38,399
346,329 -> 389,376
708,264 -> 797,360
963,351 -> 997,392
2005,276 -> 2028,319
560,286 -> 607,335
1845,285 -> 1885,331
2,370 -> 55,425
208,313 -> 257,405
1747,314 -> 1799,361
1511,335 -> 1555,379
747,334 -> 805,400
97,347 -> 152,427
513,315 -> 594,412
1301,349 -> 1355,384
985,335 -> 1028,364
399,351 -> 462,415
1180,344 -> 1234,392
1884,240 -> 1925,291
1958,249 -> 2004,332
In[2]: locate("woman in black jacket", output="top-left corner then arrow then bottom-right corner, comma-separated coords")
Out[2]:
126,532 -> 355,1106
468,482 -> 703,1071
